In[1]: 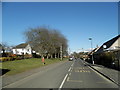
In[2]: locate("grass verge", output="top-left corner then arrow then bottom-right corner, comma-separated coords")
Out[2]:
1,58 -> 67,75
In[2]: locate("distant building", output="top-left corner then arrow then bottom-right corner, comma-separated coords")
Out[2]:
12,43 -> 32,55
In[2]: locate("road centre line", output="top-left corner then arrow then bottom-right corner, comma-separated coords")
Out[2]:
67,76 -> 70,81
68,67 -> 72,72
59,61 -> 75,89
69,72 -> 71,76
71,64 -> 73,67
59,74 -> 68,90
71,62 -> 74,67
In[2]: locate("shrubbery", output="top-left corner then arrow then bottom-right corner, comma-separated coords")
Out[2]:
0,54 -> 32,62
0,57 -> 11,62
93,50 -> 120,70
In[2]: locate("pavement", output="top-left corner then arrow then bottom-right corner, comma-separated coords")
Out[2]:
84,60 -> 120,86
1,59 -> 119,89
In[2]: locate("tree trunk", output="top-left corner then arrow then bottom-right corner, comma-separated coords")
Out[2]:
58,53 -> 59,58
51,55 -> 53,58
47,54 -> 49,59
55,53 -> 57,58
41,54 -> 43,58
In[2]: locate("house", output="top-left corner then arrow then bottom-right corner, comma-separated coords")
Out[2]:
84,47 -> 100,62
88,47 -> 100,56
12,43 -> 32,55
95,35 -> 120,54
93,35 -> 120,68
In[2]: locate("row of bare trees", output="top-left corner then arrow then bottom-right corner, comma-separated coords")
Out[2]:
0,43 -> 13,57
24,26 -> 68,59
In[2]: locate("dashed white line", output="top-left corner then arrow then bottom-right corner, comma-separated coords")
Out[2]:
68,67 -> 72,72
67,76 -> 70,81
71,63 -> 74,67
59,74 -> 68,90
69,72 -> 71,76
59,62 -> 74,90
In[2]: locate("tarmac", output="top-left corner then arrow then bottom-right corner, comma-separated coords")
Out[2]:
1,59 -> 120,89
84,61 -> 120,87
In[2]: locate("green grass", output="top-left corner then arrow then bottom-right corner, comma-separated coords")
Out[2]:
1,58 -> 67,75
0,63 -> 2,69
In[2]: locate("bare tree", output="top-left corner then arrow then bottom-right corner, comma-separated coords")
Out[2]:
0,42 -> 13,57
24,26 -> 68,59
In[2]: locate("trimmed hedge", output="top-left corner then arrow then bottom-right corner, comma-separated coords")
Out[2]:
93,50 -> 120,70
0,54 -> 32,62
0,57 -> 11,62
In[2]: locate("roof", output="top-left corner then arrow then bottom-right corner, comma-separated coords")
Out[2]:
95,35 -> 120,54
0,44 -> 2,50
88,47 -> 99,55
0,44 -> 2,47
13,43 -> 28,49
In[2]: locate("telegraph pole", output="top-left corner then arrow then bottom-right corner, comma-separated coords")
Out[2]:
60,44 -> 63,60
68,48 -> 71,57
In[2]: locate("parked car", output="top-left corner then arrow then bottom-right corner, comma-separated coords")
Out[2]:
69,57 -> 73,61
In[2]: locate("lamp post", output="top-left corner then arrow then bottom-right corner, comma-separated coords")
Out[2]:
89,38 -> 94,64
68,48 -> 70,57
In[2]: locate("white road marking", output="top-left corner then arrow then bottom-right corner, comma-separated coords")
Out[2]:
69,72 -> 71,76
68,67 -> 71,72
71,68 -> 73,72
67,76 -> 70,81
71,62 -> 74,67
59,74 -> 68,90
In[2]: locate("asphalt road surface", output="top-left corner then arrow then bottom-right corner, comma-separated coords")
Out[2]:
3,59 -> 119,89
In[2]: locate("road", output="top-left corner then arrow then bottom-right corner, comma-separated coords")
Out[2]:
3,59 -> 119,89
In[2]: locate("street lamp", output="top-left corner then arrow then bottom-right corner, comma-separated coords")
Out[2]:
89,38 -> 94,64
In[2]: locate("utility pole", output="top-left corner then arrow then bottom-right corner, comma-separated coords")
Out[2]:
69,48 -> 71,57
60,44 -> 63,60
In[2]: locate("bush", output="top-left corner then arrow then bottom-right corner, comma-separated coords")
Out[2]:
0,57 -> 12,62
24,54 -> 32,59
94,51 -> 120,69
0,54 -> 32,62
0,56 -> 19,62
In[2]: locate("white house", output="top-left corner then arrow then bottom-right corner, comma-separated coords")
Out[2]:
12,43 -> 32,55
